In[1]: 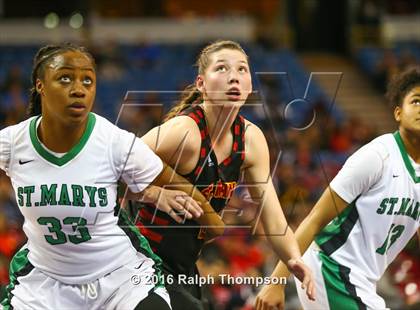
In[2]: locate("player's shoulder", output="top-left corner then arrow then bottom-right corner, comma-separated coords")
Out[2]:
243,118 -> 266,141
90,112 -> 130,137
369,132 -> 394,146
359,133 -> 393,161
161,115 -> 202,143
0,116 -> 35,138
87,114 -> 140,155
165,114 -> 200,129
241,118 -> 269,167
90,112 -> 116,130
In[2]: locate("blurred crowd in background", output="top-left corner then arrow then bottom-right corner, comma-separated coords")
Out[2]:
0,41 -> 419,310
1,0 -> 420,309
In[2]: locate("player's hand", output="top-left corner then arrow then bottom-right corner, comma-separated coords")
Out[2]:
255,283 -> 285,310
287,258 -> 315,301
154,188 -> 204,223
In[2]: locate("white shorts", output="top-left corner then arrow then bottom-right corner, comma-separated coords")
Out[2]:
295,245 -> 388,310
1,253 -> 171,310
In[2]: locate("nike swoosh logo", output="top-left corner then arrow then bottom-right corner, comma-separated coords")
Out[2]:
392,175 -> 399,178
19,159 -> 34,165
134,261 -> 145,269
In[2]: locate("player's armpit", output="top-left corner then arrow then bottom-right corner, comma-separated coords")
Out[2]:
304,187 -> 350,234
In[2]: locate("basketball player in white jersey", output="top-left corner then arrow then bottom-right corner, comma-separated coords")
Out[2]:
0,43 -> 224,310
256,67 -> 420,310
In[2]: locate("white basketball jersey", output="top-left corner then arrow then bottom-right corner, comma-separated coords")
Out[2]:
0,113 -> 163,284
316,132 -> 419,288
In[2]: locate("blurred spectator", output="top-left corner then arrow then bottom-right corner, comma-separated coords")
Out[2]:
374,49 -> 399,92
0,65 -> 29,93
0,173 -> 23,227
399,49 -> 418,71
131,40 -> 162,69
329,121 -> 353,154
0,254 -> 9,301
93,40 -> 127,81
0,213 -> 21,259
386,0 -> 420,15
117,93 -> 163,135
0,81 -> 27,125
253,74 -> 285,131
388,238 -> 420,308
367,47 -> 420,93
357,0 -> 381,25
348,116 -> 376,149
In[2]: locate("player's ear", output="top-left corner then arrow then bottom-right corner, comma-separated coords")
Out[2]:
394,105 -> 401,122
196,75 -> 204,93
35,79 -> 44,96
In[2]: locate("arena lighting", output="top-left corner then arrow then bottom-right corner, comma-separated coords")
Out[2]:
44,12 -> 59,29
69,12 -> 83,29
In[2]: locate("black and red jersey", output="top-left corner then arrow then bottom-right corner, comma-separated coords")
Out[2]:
135,105 -> 245,276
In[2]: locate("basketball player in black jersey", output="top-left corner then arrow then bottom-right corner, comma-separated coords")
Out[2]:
137,40 -> 315,310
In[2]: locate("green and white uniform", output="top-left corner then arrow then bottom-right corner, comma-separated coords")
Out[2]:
296,132 -> 420,310
0,113 -> 170,309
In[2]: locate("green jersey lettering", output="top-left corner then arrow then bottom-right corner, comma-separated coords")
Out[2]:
377,198 -> 388,215
17,187 -> 24,207
58,184 -> 71,205
23,186 -> 35,207
387,197 -> 399,215
396,198 -> 410,215
98,188 -> 107,207
71,185 -> 85,207
84,186 -> 97,207
40,184 -> 58,206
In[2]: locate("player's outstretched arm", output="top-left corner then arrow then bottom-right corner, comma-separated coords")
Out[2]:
242,123 -> 315,306
255,187 -> 348,309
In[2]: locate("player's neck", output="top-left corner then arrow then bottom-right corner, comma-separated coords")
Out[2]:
399,128 -> 420,163
38,115 -> 88,153
202,102 -> 239,144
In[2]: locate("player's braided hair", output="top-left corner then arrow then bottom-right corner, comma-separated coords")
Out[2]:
163,40 -> 248,122
27,43 -> 95,117
386,66 -> 420,109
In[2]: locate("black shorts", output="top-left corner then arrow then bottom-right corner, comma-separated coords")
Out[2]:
166,281 -> 204,310
164,266 -> 212,310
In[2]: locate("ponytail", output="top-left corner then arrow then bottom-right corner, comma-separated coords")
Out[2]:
163,84 -> 202,122
27,86 -> 42,117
